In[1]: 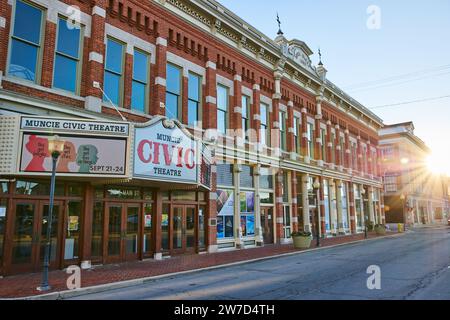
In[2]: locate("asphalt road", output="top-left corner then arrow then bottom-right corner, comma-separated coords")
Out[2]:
70,226 -> 450,300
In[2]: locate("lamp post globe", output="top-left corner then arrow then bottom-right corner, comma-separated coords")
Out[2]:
37,135 -> 65,292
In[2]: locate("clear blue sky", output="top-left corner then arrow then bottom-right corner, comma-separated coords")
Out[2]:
218,0 -> 450,173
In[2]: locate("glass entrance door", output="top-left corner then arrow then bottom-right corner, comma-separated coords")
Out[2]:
106,204 -> 141,263
9,201 -> 63,274
261,207 -> 274,244
283,206 -> 291,239
170,205 -> 197,254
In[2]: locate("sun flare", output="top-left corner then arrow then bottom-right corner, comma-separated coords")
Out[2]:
426,153 -> 450,177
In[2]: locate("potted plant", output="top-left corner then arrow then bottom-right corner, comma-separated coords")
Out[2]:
374,224 -> 387,235
291,231 -> 312,249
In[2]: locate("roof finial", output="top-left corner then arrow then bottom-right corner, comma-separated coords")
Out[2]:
277,12 -> 283,35
318,47 -> 323,66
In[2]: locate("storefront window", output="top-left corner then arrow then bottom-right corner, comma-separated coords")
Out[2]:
282,172 -> 289,203
0,199 -> 7,263
217,164 -> 234,187
1,182 -> 8,194
161,204 -> 170,251
65,201 -> 82,260
143,204 -> 153,254
240,165 -> 254,189
308,177 -> 315,206
199,205 -> 206,250
91,202 -> 103,258
240,192 -> 255,237
68,184 -> 83,197
15,180 -> 64,196
106,187 -> 141,200
259,167 -> 274,190
171,191 -> 196,201
260,192 -> 274,205
341,183 -> 349,230
354,185 -> 363,228
198,192 -> 205,202
94,186 -> 104,199
143,189 -> 154,201
323,180 -> 331,233
216,189 -> 234,239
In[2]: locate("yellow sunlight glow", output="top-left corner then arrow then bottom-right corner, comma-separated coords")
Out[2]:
426,152 -> 450,177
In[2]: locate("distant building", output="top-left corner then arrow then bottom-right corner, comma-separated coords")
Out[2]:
379,122 -> 449,225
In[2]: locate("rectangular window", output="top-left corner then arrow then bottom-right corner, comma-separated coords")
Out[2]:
279,111 -> 287,151
104,38 -> 124,106
293,117 -> 300,154
259,167 -> 274,190
240,191 -> 255,237
166,63 -> 181,120
217,85 -> 229,135
323,180 -> 331,233
307,123 -> 315,159
362,146 -> 368,173
351,142 -> 358,170
260,103 -> 270,146
53,17 -> 82,93
341,182 -> 349,231
188,72 -> 201,127
216,190 -> 234,239
240,165 -> 254,189
217,164 -> 234,186
9,0 -> 44,82
242,96 -> 250,141
331,132 -> 336,164
321,129 -> 326,162
340,137 -> 345,165
131,50 -> 149,113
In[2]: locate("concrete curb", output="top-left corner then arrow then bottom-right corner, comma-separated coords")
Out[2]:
17,232 -> 406,300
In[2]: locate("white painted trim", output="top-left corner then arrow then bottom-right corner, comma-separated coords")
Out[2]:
234,74 -> 242,82
216,74 -> 234,96
3,76 -> 85,102
279,104 -> 287,112
155,77 -> 166,87
89,52 -> 103,64
105,23 -> 156,64
0,17 -> 5,29
206,96 -> 217,104
260,94 -> 272,106
253,84 -> 260,91
234,107 -> 242,114
294,111 -> 301,118
287,101 -> 294,107
156,37 -> 167,47
241,86 -> 253,101
206,61 -> 216,70
253,114 -> 261,121
92,6 -> 106,18
167,52 -> 206,84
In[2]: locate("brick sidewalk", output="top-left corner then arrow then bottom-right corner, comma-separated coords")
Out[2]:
0,232 -> 398,299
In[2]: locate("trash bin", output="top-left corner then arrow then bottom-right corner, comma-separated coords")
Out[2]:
398,224 -> 404,233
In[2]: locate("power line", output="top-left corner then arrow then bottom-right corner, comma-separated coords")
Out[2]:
343,64 -> 450,90
348,71 -> 450,93
369,94 -> 450,110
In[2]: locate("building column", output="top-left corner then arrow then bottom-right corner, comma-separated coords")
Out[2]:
319,177 -> 326,236
336,180 -> 344,234
368,186 -> 375,223
271,97 -> 281,157
207,164 -> 218,253
234,161 -> 244,248
357,135 -> 363,175
301,174 -> 311,233
348,182 -> 357,234
301,106 -> 309,162
314,96 -> 323,166
80,184 -> 93,269
291,173 -> 299,233
153,190 -> 163,259
254,165 -> 264,246
275,170 -> 284,243
329,180 -> 338,235
84,1 -> 107,113
251,84 -> 261,153
415,198 -> 421,225
40,20 -> 57,88
152,36 -> 168,116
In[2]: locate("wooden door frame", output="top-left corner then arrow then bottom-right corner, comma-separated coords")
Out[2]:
184,205 -> 197,254
261,206 -> 274,244
103,203 -> 123,264
170,205 -> 186,255
4,200 -> 65,275
124,203 -> 140,261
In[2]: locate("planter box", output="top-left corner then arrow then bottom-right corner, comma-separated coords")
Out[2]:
375,226 -> 386,235
292,236 -> 312,249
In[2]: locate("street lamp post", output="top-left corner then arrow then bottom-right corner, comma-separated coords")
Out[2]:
313,179 -> 321,247
37,135 -> 65,292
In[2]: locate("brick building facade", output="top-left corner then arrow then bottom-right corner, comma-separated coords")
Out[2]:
0,0 -> 385,276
